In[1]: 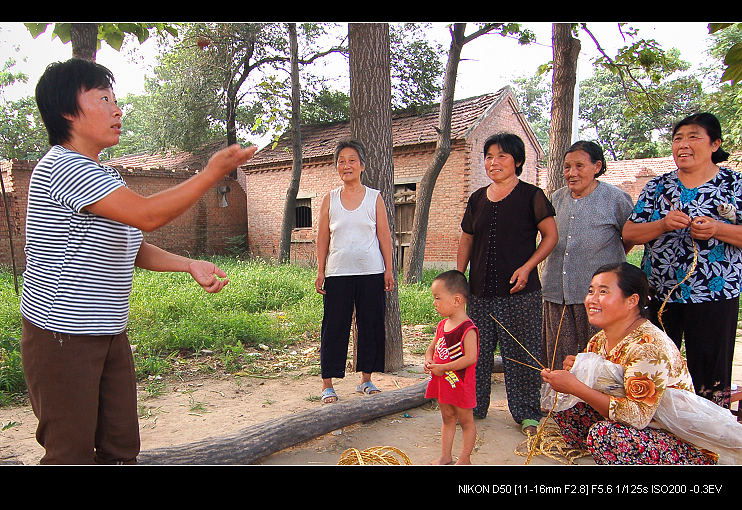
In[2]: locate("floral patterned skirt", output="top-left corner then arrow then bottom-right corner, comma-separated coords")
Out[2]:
553,402 -> 717,465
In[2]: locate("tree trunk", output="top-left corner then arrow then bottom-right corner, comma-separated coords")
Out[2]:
70,23 -> 98,61
348,23 -> 403,372
278,23 -> 303,264
137,380 -> 428,464
403,24 -> 466,284
546,23 -> 581,197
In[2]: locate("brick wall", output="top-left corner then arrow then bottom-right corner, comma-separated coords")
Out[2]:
243,97 -> 546,270
0,160 -> 246,271
0,160 -> 31,273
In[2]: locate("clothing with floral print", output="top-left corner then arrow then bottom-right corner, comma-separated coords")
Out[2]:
628,167 -> 742,304
553,402 -> 716,465
551,320 -> 718,464
585,320 -> 694,429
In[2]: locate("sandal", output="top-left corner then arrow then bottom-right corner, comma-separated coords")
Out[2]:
521,419 -> 540,436
321,387 -> 338,404
356,381 -> 381,395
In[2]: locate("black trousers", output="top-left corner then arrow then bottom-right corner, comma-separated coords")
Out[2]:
320,273 -> 386,379
649,295 -> 739,408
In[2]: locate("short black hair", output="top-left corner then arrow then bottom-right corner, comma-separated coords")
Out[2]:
672,112 -> 730,164
593,262 -> 650,318
433,270 -> 469,301
565,140 -> 607,177
334,138 -> 367,167
483,133 -> 526,176
35,58 -> 116,146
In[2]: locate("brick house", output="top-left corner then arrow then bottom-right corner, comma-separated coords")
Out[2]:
0,145 -> 247,271
536,153 -> 742,203
241,87 -> 545,270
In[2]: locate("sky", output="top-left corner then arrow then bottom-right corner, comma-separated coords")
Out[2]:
0,21 -> 717,144
0,22 -> 715,97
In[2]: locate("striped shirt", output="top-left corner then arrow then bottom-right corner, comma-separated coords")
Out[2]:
21,146 -> 143,334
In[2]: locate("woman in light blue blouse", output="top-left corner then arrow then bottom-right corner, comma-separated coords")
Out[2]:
541,141 -> 634,371
623,112 -> 742,408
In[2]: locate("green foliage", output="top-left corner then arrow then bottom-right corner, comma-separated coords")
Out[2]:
389,23 -> 444,110
0,272 -> 22,405
709,23 -> 742,85
703,24 -> 742,152
0,58 -> 49,159
511,73 -> 551,159
0,258 -> 445,404
24,23 -> 179,53
300,87 -> 350,125
579,65 -> 704,160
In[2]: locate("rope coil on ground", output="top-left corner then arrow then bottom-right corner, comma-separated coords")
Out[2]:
515,419 -> 591,465
338,446 -> 412,465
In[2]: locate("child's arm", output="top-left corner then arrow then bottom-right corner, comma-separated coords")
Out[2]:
429,329 -> 477,375
424,339 -> 436,373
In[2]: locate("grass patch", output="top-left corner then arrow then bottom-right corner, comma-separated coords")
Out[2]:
0,249 -> 657,406
0,257 -> 447,405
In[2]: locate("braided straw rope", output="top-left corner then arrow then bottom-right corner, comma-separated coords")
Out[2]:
338,446 -> 412,465
515,418 -> 591,465
657,240 -> 699,332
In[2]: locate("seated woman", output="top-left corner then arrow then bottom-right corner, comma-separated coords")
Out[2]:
541,262 -> 718,465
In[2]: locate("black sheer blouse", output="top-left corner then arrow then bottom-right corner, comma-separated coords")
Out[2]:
461,181 -> 555,299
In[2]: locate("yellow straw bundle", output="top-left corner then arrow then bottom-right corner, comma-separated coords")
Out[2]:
515,419 -> 591,465
338,446 -> 412,465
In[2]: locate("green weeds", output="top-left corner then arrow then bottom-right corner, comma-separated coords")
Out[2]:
0,257 -> 444,405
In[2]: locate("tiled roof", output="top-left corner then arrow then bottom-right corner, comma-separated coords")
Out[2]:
599,155 -> 677,187
245,88 -> 511,168
103,140 -> 226,173
100,90 -> 514,172
538,151 -> 742,189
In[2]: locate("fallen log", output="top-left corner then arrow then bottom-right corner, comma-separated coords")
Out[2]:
137,379 -> 429,465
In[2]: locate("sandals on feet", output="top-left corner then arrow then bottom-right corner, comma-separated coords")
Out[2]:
321,387 -> 338,404
356,381 -> 381,395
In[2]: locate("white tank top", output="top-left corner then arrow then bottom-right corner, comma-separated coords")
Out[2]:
325,186 -> 386,277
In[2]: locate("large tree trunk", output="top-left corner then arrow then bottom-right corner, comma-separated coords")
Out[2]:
546,23 -> 581,197
137,381 -> 428,464
278,23 -> 303,264
70,23 -> 98,61
348,23 -> 403,371
403,24 -> 466,284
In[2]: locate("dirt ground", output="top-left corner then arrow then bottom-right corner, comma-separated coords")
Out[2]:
0,325 -> 596,468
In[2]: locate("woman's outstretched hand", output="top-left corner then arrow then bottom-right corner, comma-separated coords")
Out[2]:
189,260 -> 229,293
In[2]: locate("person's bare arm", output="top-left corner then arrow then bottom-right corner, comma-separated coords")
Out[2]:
315,194 -> 331,294
509,215 -> 558,294
135,241 -> 229,293
86,145 -> 257,232
456,232 -> 474,274
375,194 -> 395,291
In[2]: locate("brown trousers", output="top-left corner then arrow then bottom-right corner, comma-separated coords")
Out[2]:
20,318 -> 140,464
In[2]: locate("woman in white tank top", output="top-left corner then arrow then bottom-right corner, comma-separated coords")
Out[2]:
315,139 -> 395,403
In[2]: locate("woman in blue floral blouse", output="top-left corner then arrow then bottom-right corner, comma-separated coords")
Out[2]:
623,112 -> 742,408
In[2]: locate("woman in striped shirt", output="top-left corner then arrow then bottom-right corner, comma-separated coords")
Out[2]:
21,58 -> 256,464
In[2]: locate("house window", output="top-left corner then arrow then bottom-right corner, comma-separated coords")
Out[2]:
295,198 -> 312,229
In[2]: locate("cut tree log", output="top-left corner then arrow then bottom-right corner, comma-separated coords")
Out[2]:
137,380 -> 429,465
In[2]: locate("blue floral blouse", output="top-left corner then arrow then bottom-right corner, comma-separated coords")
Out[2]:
628,167 -> 742,304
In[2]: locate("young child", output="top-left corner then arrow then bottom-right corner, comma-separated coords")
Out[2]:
424,270 -> 479,465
